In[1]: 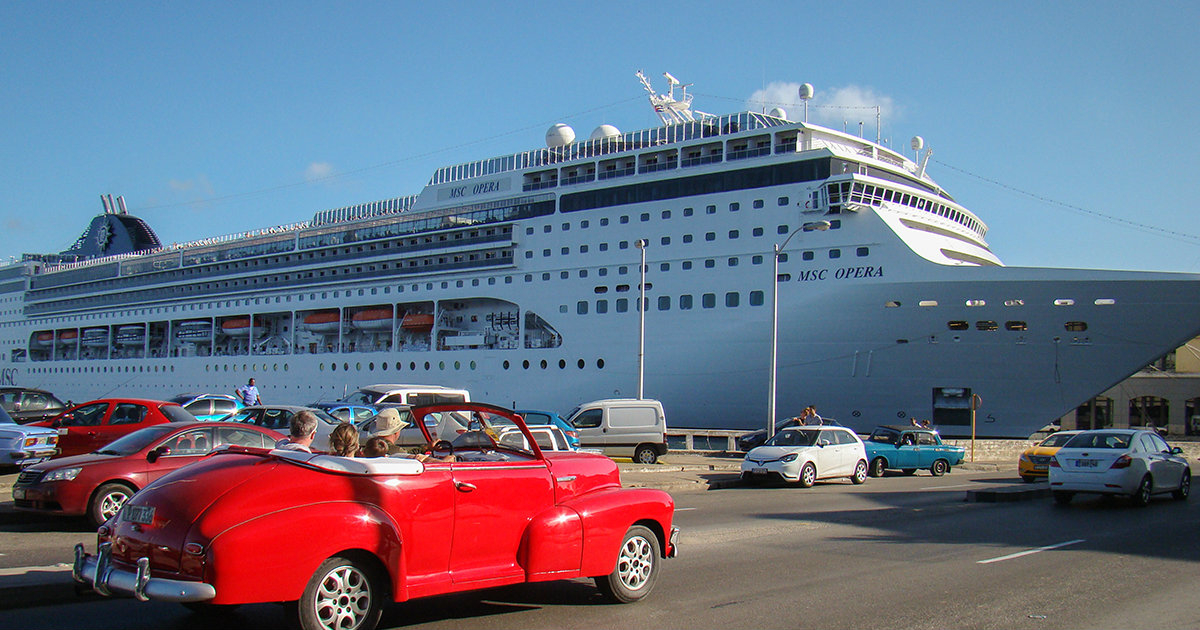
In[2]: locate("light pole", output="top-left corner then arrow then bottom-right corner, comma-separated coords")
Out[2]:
768,220 -> 830,438
636,239 -> 648,400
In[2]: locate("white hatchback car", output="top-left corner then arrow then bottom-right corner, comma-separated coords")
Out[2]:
1049,429 -> 1191,506
741,426 -> 868,487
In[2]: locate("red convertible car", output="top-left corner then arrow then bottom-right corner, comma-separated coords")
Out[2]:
31,398 -> 194,458
13,422 -> 284,526
74,402 -> 678,630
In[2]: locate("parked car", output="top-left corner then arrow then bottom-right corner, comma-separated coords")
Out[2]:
311,402 -> 378,424
741,426 -> 868,487
496,424 -> 574,452
0,405 -> 59,470
516,409 -> 580,449
736,417 -> 842,452
73,402 -> 678,630
1018,430 -> 1081,482
30,399 -> 194,458
169,393 -> 243,422
338,383 -> 471,406
12,422 -> 283,526
863,426 -> 965,477
0,387 -> 68,425
1049,429 -> 1190,506
221,405 -> 340,452
567,398 -> 668,464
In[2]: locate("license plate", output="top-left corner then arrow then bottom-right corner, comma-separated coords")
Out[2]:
123,505 -> 154,524
1075,459 -> 1098,468
12,488 -> 25,500
752,467 -> 768,474
1032,465 -> 1047,471
57,428 -> 68,436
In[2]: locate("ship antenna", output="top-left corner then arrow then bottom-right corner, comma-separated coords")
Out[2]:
636,69 -> 709,125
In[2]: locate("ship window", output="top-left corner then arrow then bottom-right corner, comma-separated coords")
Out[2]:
526,227 -> 534,235
726,292 -> 739,307
886,301 -> 901,308
702,293 -> 716,308
684,207 -> 693,217
750,290 -> 764,306
598,268 -> 608,276
579,270 -> 588,278
542,273 -> 550,281
753,227 -> 764,237
658,296 -> 670,310
801,251 -> 814,261
660,237 -> 670,246
752,255 -> 763,265
1054,299 -> 1075,306
561,247 -> 569,255
525,251 -> 533,259
581,220 -> 589,228
730,202 -> 740,211
562,223 -> 570,231
1095,298 -> 1116,305
976,321 -> 998,331
1004,299 -> 1025,307
919,300 -> 938,307
754,199 -> 764,209
778,225 -> 789,234
488,277 -> 496,285
620,216 -> 629,224
857,247 -> 869,257
679,295 -> 693,310
599,243 -> 609,251
616,284 -> 630,292
640,213 -> 650,222
728,258 -> 738,267
561,271 -> 569,279
682,261 -> 692,270
542,249 -> 550,257
966,299 -> 986,307
600,218 -> 609,226
705,259 -> 715,268
660,263 -> 670,271
619,241 -> 629,249
729,230 -> 739,239
1065,321 -> 1088,332
778,197 -> 789,206
580,245 -> 589,253
596,300 -> 608,314
544,225 -> 551,233
619,266 -> 629,274
661,210 -> 671,219
829,249 -> 841,259
594,286 -> 609,294
616,298 -> 629,312
683,234 -> 693,243
948,321 -> 969,330
1006,321 -> 1027,331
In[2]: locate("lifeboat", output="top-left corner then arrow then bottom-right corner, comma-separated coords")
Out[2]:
57,330 -> 79,345
81,328 -> 110,347
33,331 -> 54,347
220,317 -> 266,337
401,313 -> 434,331
115,325 -> 146,346
175,320 -> 213,341
301,311 -> 341,334
350,308 -> 394,331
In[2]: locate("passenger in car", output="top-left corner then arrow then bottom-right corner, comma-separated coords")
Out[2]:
329,422 -> 360,457
360,436 -> 389,458
370,408 -> 454,463
275,411 -> 318,453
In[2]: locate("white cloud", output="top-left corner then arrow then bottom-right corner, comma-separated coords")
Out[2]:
167,175 -> 215,196
747,82 -> 897,128
305,162 -> 334,182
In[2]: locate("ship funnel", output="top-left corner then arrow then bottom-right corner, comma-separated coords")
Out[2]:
117,196 -> 127,214
100,195 -> 111,214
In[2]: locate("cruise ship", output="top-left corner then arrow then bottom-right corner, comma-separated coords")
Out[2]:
3,72 -> 1198,438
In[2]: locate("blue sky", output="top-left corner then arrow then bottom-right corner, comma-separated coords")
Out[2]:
3,1 -> 1199,272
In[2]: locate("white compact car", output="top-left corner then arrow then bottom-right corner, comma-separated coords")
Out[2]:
741,426 -> 868,487
1048,429 -> 1191,506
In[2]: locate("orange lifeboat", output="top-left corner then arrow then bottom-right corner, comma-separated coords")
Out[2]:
221,317 -> 265,337
401,313 -> 434,331
350,308 -> 394,331
58,330 -> 79,344
33,331 -> 54,346
302,310 -> 341,334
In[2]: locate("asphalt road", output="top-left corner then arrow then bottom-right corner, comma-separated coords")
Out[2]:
1,468 -> 1197,629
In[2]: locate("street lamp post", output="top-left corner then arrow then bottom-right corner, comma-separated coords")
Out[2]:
768,220 -> 830,439
636,239 -> 648,400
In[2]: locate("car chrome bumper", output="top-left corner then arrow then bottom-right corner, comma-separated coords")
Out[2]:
73,543 -> 216,603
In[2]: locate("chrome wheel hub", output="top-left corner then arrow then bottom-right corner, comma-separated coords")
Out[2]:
617,535 -> 654,591
315,565 -> 371,630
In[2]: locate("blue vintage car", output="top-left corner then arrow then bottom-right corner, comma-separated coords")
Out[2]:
863,425 -> 965,477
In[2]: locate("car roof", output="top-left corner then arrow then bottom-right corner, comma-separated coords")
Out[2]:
878,425 -> 932,432
75,398 -> 176,406
0,386 -> 56,394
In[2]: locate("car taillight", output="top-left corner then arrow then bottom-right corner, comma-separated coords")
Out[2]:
1110,454 -> 1133,469
1049,457 -> 1060,467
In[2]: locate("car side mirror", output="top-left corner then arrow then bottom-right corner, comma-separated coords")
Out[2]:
147,446 -> 171,463
1170,446 -> 1183,455
52,418 -> 64,428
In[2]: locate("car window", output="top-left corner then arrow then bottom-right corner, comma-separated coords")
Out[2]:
835,430 -> 858,445
215,427 -> 269,448
523,412 -> 552,424
353,408 -> 375,421
343,391 -> 377,405
24,393 -> 51,411
110,403 -> 148,425
62,403 -> 108,427
261,409 -> 291,430
1064,432 -> 1131,449
572,409 -> 603,429
917,432 -> 937,446
162,428 -> 213,455
900,432 -> 917,446
212,399 -> 238,414
184,400 -> 211,415
0,392 -> 18,410
1149,433 -> 1171,453
766,428 -> 820,447
1040,433 -> 1075,447
329,408 -> 351,421
867,429 -> 899,445
162,405 -> 200,423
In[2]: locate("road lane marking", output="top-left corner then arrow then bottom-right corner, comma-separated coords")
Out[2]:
675,507 -> 697,511
0,563 -> 72,576
977,539 -> 1086,564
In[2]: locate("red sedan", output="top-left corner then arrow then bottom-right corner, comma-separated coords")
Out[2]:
74,402 -> 678,630
31,398 -> 195,458
13,422 -> 284,526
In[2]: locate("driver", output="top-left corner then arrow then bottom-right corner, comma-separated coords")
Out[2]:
371,408 -> 454,463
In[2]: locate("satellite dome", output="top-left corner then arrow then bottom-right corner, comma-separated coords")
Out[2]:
589,124 -> 622,141
768,107 -> 787,120
910,136 -> 925,151
546,123 -> 576,148
798,83 -> 814,100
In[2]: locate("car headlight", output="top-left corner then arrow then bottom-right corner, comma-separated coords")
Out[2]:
43,467 -> 82,482
1019,453 -> 1030,462
781,453 -> 798,463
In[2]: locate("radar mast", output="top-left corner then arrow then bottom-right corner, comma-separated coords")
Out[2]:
636,70 -> 712,125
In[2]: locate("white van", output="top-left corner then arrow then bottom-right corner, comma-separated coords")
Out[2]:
566,398 -> 668,464
343,384 -> 470,407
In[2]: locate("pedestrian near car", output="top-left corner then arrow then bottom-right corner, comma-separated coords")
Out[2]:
275,410 -> 318,453
329,422 -> 360,457
235,378 -> 261,406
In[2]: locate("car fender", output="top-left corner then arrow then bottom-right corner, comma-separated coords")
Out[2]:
555,487 -> 674,578
519,504 -> 584,580
203,501 -> 403,605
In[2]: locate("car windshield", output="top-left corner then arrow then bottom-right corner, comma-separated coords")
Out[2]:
1039,432 -> 1076,447
340,390 -> 380,405
764,428 -> 820,447
94,424 -> 180,455
867,428 -> 900,445
1063,432 -> 1131,449
162,405 -> 198,422
310,409 -> 339,425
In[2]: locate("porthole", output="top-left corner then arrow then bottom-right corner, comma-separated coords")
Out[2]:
597,359 -> 605,369
470,361 -> 476,370
947,321 -> 969,331
540,360 -> 548,369
522,360 -> 530,370
331,363 -> 337,371
423,361 -> 430,370
439,361 -> 445,370
578,359 -> 585,369
1004,299 -> 1025,307
1054,299 -> 1075,306
1005,321 -> 1027,331
343,363 -> 349,371
503,360 -> 510,370
976,321 -> 998,331
919,300 -> 939,307
965,299 -> 986,307
410,362 -> 417,371
1095,298 -> 1116,305
320,363 -> 325,371
355,362 -> 361,371
283,364 -> 288,372
454,361 -> 461,370
1065,321 -> 1088,332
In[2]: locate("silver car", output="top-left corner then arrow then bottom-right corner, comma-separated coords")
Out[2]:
0,405 -> 59,469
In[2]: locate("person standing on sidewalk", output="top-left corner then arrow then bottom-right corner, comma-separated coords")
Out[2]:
236,378 -> 261,406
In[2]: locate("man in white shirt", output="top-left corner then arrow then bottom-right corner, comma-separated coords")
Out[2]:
275,410 -> 318,453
